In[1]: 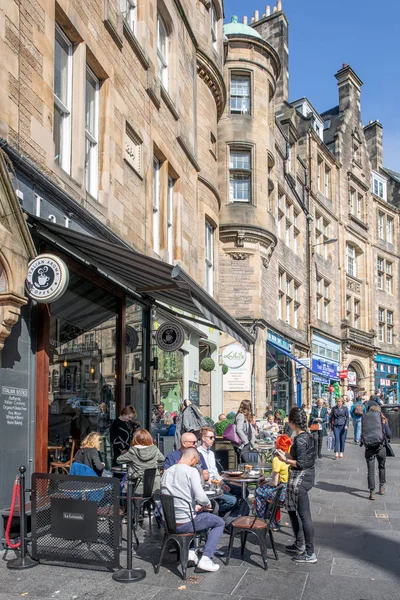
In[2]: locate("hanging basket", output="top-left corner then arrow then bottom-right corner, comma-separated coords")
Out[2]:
200,357 -> 215,372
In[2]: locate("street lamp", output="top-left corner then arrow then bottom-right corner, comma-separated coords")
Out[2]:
312,238 -> 337,254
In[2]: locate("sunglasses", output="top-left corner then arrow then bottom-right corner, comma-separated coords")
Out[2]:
205,436 -> 215,439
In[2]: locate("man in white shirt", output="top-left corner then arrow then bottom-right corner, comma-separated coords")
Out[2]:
161,447 -> 224,572
198,426 -> 237,515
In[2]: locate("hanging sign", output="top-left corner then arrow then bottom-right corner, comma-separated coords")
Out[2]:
25,254 -> 69,303
156,322 -> 185,352
222,343 -> 246,369
338,369 -> 349,379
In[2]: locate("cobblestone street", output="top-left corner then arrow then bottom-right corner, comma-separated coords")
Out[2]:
2,438 -> 400,600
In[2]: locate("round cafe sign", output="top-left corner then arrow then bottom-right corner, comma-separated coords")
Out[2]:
156,322 -> 185,353
222,343 -> 246,369
26,254 -> 69,303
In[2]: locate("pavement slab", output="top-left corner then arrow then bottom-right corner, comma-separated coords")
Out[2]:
1,436 -> 400,598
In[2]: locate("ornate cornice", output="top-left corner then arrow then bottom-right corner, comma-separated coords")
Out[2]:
197,49 -> 226,120
220,224 -> 277,268
224,35 -> 281,81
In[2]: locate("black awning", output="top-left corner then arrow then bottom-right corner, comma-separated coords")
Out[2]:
29,217 -> 254,350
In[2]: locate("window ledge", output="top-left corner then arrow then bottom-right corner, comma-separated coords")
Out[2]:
176,136 -> 201,172
349,213 -> 368,230
123,21 -> 150,70
160,85 -> 180,121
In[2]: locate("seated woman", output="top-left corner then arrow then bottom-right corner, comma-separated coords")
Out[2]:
274,410 -> 283,427
264,413 -> 280,436
117,428 -> 165,495
73,432 -> 105,476
254,434 -> 292,530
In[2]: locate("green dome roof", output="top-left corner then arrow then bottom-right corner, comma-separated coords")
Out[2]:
224,15 -> 262,39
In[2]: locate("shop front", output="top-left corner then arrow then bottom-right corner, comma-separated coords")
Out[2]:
266,330 -> 293,414
311,334 -> 340,404
374,354 -> 400,404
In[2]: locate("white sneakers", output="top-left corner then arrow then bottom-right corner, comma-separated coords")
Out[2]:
197,555 -> 220,572
188,549 -> 199,565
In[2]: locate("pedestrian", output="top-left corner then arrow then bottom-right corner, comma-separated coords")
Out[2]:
117,428 -> 164,495
73,432 -> 105,476
350,396 -> 366,444
254,434 -> 291,529
161,447 -> 224,572
110,405 -> 139,465
344,395 -> 353,412
309,397 -> 329,459
366,394 -> 380,410
232,399 -> 256,460
361,405 -> 392,500
329,397 -> 349,459
276,407 -> 317,564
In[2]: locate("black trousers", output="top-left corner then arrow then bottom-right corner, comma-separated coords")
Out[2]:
365,445 -> 386,491
288,483 -> 315,555
313,430 -> 323,458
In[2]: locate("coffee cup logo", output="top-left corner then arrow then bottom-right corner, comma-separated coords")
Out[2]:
156,322 -> 185,352
26,254 -> 69,303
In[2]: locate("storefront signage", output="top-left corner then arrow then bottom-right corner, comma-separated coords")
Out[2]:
312,359 -> 339,381
375,354 -> 400,366
223,352 -> 251,392
113,326 -> 139,352
267,330 -> 292,352
339,369 -> 348,379
1,386 -> 28,427
156,322 -> 185,352
26,254 -> 69,303
222,343 -> 246,369
188,381 -> 199,405
348,370 -> 357,386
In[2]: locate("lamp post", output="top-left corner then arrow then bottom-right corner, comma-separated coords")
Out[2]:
311,238 -> 338,254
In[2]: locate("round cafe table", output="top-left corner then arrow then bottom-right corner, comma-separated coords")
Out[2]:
224,475 -> 260,499
203,487 -> 224,501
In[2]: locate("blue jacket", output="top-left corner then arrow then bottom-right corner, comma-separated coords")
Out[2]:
330,405 -> 350,427
350,401 -> 366,419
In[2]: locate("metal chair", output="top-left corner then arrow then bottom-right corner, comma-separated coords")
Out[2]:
239,449 -> 261,464
155,494 -> 208,581
133,468 -> 156,530
226,484 -> 284,569
49,439 -> 75,474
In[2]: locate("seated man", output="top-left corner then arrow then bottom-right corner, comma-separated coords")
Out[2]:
198,426 -> 237,515
161,447 -> 224,572
164,432 -> 209,481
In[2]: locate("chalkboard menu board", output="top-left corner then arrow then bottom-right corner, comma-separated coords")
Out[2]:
188,380 -> 199,405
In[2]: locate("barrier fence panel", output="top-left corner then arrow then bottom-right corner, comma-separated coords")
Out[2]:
31,473 -> 120,570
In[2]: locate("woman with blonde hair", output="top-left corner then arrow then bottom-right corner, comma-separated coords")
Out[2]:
73,432 -> 105,476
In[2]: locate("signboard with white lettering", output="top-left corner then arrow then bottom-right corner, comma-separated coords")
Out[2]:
26,254 -> 69,303
1,386 -> 28,427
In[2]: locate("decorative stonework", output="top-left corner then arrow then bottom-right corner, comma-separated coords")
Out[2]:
229,252 -> 249,260
0,292 -> 27,351
197,49 -> 226,120
346,276 -> 361,294
261,244 -> 276,269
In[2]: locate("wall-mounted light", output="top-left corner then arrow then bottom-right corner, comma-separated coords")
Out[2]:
90,366 -> 95,375
63,359 -> 68,368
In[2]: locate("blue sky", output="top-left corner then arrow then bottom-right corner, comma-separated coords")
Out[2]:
225,0 -> 400,170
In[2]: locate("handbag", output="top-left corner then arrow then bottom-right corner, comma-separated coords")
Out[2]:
327,431 -> 334,451
385,439 -> 395,458
310,423 -> 319,432
223,423 -> 242,446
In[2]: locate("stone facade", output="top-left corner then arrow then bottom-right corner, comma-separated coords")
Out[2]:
1,0 -> 399,419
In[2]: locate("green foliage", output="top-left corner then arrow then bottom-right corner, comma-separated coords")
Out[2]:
215,419 -> 230,436
222,364 -> 228,375
204,415 -> 215,427
200,357 -> 216,372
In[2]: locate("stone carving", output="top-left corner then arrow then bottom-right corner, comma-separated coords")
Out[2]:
0,292 -> 27,351
230,252 -> 249,260
261,244 -> 276,269
346,277 -> 361,294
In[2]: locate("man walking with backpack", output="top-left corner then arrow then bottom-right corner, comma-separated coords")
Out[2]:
361,405 -> 392,500
350,397 -> 366,444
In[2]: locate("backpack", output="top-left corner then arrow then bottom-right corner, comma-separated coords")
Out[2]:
361,411 -> 384,448
353,403 -> 364,416
223,497 -> 250,533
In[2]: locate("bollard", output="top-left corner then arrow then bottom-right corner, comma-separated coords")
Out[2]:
112,472 -> 146,583
7,466 -> 38,570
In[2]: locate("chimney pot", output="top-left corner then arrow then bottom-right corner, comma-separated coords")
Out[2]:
277,0 -> 282,10
254,10 -> 259,20
266,5 -> 271,16
251,16 -> 255,23
243,15 -> 248,24
273,6 -> 277,12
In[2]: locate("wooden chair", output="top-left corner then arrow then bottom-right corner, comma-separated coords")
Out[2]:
49,439 -> 75,474
226,484 -> 284,570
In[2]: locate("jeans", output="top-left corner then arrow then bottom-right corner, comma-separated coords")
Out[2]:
217,492 -> 237,515
313,430 -> 323,457
333,425 -> 347,453
288,484 -> 315,555
176,512 -> 225,558
353,418 -> 362,443
365,445 -> 386,491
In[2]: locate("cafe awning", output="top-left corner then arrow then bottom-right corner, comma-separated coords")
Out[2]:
29,217 -> 255,351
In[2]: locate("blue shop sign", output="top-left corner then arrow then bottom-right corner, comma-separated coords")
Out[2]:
312,358 -> 339,381
267,330 -> 292,353
375,354 -> 400,367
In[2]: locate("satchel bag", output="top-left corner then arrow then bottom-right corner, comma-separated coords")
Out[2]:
385,439 -> 395,458
310,423 -> 320,432
223,423 -> 242,446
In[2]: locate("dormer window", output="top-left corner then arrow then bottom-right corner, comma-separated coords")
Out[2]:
372,172 -> 387,201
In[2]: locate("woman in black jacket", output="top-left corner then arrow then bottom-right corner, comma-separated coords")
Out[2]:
329,397 -> 350,459
276,407 -> 317,564
73,432 -> 105,476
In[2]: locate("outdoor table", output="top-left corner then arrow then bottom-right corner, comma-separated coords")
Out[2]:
47,445 -> 65,461
203,487 -> 224,501
224,475 -> 260,499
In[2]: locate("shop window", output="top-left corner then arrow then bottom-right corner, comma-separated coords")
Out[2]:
54,25 -> 72,173
85,67 -> 100,198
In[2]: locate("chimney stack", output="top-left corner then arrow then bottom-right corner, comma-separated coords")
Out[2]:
364,120 -> 383,171
335,64 -> 363,114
